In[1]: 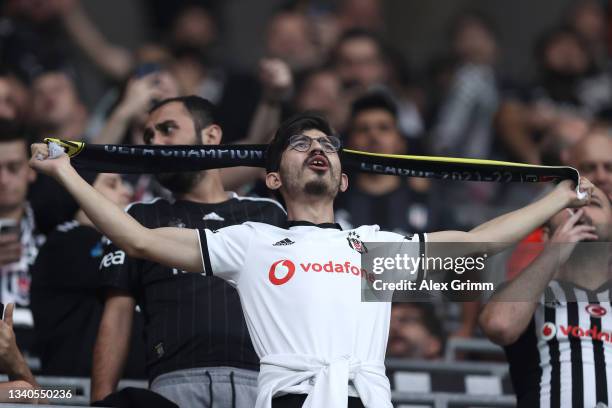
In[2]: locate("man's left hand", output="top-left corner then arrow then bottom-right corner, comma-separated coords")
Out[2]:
554,177 -> 594,208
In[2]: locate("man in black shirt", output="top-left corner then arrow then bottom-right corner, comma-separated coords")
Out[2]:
0,120 -> 44,358
335,92 -> 438,235
92,96 -> 286,407
336,92 -> 481,338
30,172 -> 146,378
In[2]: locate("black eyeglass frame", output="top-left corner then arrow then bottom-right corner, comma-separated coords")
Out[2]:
286,134 -> 342,153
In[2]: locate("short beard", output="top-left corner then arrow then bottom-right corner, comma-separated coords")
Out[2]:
155,171 -> 203,195
304,179 -> 329,196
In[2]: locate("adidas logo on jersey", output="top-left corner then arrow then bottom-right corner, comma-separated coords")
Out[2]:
203,212 -> 225,221
273,238 -> 295,246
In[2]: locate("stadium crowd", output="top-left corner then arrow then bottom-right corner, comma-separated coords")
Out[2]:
0,0 -> 611,407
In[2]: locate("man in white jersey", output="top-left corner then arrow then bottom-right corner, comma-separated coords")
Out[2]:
480,187 -> 611,408
29,113 -> 593,408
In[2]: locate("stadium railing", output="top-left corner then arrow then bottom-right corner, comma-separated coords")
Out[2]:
0,375 -> 147,406
1,357 -> 515,407
392,391 -> 516,407
443,337 -> 505,362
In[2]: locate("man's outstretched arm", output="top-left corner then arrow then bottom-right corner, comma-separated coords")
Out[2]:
427,179 -> 593,256
29,144 -> 203,272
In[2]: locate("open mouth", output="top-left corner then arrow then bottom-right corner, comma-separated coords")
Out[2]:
306,154 -> 330,172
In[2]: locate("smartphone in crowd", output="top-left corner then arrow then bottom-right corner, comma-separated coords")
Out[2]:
0,219 -> 19,237
134,62 -> 162,106
135,62 -> 161,80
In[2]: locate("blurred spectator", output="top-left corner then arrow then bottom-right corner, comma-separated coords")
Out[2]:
422,55 -> 459,133
56,0 -> 132,81
333,29 -> 389,93
30,69 -> 88,141
567,0 -> 610,70
531,23 -> 610,124
59,1 -> 218,88
59,2 -> 262,141
387,302 -> 445,359
332,29 -> 424,137
294,68 -> 349,131
570,124 -> 612,200
0,120 -> 43,309
385,49 -> 425,145
30,172 -> 146,378
93,67 -> 178,203
539,112 -> 590,165
336,0 -> 384,33
427,12 -> 502,234
0,69 -> 29,121
95,68 -> 180,146
165,5 -> 219,98
431,12 -> 499,159
498,26 -> 610,164
96,58 -> 290,202
0,0 -> 68,82
0,303 -> 38,402
266,10 -> 319,73
0,75 -> 17,121
166,4 -> 218,57
162,5 -> 265,141
335,92 -> 436,234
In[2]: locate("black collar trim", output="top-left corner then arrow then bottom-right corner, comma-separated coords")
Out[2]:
287,220 -> 342,230
556,279 -> 612,295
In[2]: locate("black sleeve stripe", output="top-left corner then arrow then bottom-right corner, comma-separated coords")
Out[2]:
417,232 -> 426,281
197,229 -> 214,276
123,197 -> 164,214
235,196 -> 287,215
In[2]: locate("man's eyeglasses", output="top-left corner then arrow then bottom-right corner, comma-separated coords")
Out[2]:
287,134 -> 342,153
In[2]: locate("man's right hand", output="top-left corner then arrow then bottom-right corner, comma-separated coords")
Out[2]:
549,208 -> 598,264
29,143 -> 73,180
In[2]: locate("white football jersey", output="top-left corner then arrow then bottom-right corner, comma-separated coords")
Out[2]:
196,221 -> 424,407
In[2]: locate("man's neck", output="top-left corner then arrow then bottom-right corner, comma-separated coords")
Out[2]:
285,197 -> 335,224
356,174 -> 401,195
178,170 -> 230,204
559,243 -> 611,290
0,205 -> 24,222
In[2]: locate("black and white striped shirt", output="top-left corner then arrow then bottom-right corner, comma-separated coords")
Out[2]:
506,279 -> 612,408
99,193 -> 286,381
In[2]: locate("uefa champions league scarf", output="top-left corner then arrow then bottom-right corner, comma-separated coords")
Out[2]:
44,138 -> 583,191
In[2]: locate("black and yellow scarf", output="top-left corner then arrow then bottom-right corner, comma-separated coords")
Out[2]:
45,138 -> 580,186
